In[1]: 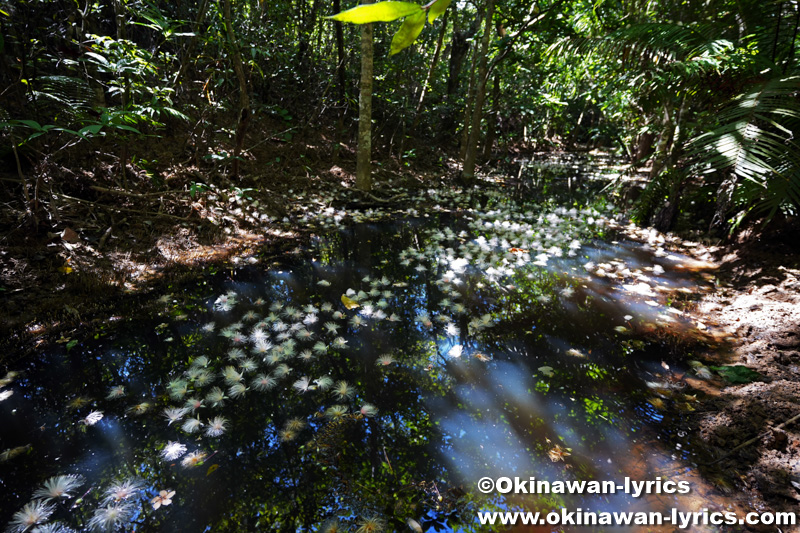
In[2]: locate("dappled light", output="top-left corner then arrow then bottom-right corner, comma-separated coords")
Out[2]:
3,0 -> 800,530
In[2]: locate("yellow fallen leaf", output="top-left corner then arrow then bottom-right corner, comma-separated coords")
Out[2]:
59,266 -> 73,274
206,464 -> 219,476
340,294 -> 360,310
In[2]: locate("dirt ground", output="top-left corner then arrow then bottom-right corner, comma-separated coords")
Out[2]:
689,223 -> 800,519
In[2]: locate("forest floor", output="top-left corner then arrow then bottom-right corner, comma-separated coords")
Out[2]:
1,142 -> 800,520
691,223 -> 800,519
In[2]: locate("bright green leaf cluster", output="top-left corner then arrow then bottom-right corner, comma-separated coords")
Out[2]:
328,0 -> 451,55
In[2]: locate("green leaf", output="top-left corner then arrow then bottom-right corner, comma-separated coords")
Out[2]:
329,1 -> 421,24
390,9 -> 426,55
113,124 -> 143,134
79,124 -> 104,136
709,365 -> 762,384
17,119 -> 45,131
83,51 -> 109,66
427,0 -> 451,23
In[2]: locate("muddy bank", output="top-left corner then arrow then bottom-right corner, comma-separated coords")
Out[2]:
692,224 -> 800,517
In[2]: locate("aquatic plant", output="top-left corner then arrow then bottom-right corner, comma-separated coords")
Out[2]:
312,341 -> 328,354
444,323 -> 460,337
32,474 -> 85,501
184,397 -> 204,412
191,355 -> 210,368
296,328 -> 313,340
242,310 -> 260,322
447,345 -> 463,358
213,292 -> 237,312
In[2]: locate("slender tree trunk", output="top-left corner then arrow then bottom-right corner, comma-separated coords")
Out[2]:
116,0 -> 129,185
332,0 -> 347,162
174,0 -> 211,88
115,0 -> 126,40
482,73 -> 500,160
461,0 -> 495,181
356,6 -> 374,192
223,0 -> 250,178
458,40 -> 480,161
412,9 -> 449,129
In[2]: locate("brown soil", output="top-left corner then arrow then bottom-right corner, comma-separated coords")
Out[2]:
0,124 -> 448,361
690,221 -> 800,518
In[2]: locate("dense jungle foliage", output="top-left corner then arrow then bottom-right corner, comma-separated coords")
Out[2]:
1,0 -> 798,233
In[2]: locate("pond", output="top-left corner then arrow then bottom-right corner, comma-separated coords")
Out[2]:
1,182 -> 745,532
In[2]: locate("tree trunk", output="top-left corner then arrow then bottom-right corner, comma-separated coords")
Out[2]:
223,0 -> 250,179
332,0 -> 347,162
174,0 -> 211,88
356,8 -> 374,192
439,16 -> 478,140
458,35 -> 480,161
412,9 -> 449,129
482,73 -> 500,160
461,0 -> 496,182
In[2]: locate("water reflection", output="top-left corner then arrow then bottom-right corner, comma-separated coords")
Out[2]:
2,195 -> 736,532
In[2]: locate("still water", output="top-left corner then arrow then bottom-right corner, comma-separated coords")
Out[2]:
1,184 -> 742,532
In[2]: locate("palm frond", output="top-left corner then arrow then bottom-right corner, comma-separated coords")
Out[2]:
690,75 -> 800,221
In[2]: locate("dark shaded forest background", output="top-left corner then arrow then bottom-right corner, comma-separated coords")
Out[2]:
1,0 -> 798,235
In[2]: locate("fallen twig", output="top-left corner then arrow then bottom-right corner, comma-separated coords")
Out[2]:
708,411 -> 800,465
90,185 -> 185,198
54,193 -> 190,221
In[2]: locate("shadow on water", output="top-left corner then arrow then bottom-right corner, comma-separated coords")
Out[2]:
0,186 -> 745,532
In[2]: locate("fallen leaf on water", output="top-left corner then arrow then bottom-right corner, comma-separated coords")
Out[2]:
340,294 -> 360,310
